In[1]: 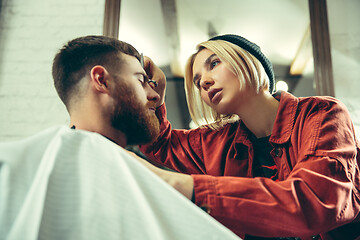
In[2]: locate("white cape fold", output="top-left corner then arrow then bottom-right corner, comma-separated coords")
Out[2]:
0,126 -> 241,240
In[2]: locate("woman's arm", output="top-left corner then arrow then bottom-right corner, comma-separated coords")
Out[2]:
140,56 -> 210,174
139,103 -> 208,174
126,149 -> 194,200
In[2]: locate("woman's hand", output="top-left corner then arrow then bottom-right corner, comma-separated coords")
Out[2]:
143,56 -> 166,108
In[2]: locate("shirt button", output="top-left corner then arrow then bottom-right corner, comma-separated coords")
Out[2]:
200,205 -> 211,214
274,148 -> 282,157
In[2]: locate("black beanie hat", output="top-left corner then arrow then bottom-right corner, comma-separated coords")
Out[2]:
209,34 -> 275,93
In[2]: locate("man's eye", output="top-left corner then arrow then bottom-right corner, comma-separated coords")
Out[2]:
138,75 -> 145,84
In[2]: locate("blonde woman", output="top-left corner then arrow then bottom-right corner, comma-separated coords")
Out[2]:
140,34 -> 360,239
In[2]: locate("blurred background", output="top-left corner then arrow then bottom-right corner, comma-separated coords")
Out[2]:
0,0 -> 359,141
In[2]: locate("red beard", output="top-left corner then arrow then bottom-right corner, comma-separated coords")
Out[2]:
110,83 -> 160,145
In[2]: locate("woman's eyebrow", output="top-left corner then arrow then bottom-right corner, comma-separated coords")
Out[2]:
204,54 -> 217,66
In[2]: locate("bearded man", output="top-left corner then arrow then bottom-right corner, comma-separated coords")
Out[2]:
51,35 -> 194,199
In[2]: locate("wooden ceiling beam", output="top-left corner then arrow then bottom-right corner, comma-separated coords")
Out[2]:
308,0 -> 334,96
160,0 -> 182,77
103,0 -> 121,38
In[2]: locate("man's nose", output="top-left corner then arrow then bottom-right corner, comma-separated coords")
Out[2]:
200,74 -> 214,91
146,87 -> 160,103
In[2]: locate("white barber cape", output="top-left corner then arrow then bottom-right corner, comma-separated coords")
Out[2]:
0,126 -> 241,240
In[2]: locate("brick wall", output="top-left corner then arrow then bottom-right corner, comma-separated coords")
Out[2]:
0,0 -> 104,141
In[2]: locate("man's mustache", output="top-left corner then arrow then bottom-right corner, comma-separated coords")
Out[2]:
145,102 -> 157,110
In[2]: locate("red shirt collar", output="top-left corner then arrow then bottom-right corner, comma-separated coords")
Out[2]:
270,91 -> 299,144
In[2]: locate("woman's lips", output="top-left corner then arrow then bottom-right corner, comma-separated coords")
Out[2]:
208,88 -> 222,104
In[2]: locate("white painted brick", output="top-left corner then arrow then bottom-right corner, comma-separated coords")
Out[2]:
0,0 -> 104,141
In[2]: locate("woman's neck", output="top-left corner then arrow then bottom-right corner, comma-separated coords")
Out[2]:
236,91 -> 279,138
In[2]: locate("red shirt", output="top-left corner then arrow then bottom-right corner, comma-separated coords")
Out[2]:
140,91 -> 360,239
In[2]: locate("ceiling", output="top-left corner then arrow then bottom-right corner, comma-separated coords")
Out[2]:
118,0 -> 312,78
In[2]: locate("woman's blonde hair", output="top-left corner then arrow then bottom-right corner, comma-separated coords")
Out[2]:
184,40 -> 270,130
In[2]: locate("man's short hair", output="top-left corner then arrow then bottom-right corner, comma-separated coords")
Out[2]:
52,35 -> 140,109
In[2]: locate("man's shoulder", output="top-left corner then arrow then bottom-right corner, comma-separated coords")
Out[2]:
0,125 -> 127,164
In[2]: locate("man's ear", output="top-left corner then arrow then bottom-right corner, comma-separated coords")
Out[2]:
90,65 -> 111,94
